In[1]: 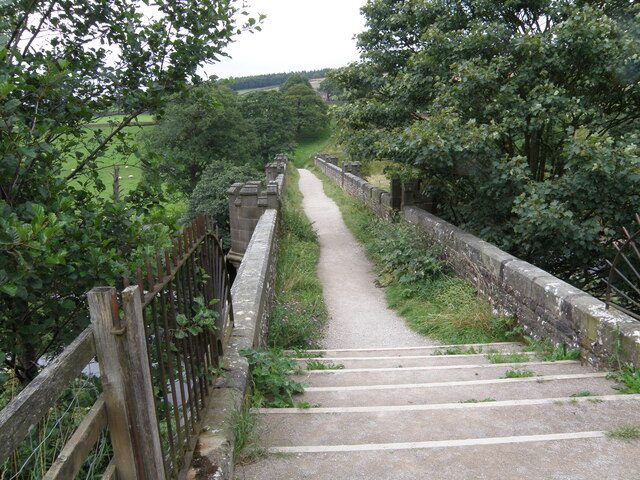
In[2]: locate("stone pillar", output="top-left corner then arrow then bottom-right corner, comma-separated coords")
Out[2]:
343,161 -> 363,178
401,179 -> 438,213
266,162 -> 286,182
390,177 -> 402,211
227,181 -> 281,269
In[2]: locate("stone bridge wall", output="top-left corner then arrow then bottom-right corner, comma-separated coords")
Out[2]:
314,155 -> 640,369
190,155 -> 288,480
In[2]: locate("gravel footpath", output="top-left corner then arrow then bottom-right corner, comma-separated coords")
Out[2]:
297,169 -> 438,349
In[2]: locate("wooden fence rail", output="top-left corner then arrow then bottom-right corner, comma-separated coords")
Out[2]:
0,215 -> 232,479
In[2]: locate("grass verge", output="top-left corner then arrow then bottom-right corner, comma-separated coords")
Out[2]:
268,164 -> 328,349
312,166 -> 517,345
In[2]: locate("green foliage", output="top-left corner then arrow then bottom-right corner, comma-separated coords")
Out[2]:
433,346 -> 483,355
333,0 -> 640,291
522,337 -> 581,361
0,0 -> 259,383
283,83 -> 329,138
1,375 -> 111,478
186,161 -> 260,248
606,425 -> 640,441
503,368 -> 535,378
240,90 -> 297,161
241,349 -> 305,408
366,218 -> 444,287
279,73 -> 313,93
319,76 -> 343,101
608,366 -> 640,394
486,352 -> 530,364
315,167 -> 518,345
223,68 -> 331,91
461,398 -> 496,403
268,166 -> 328,349
291,124 -> 334,168
226,403 -> 265,463
174,297 -> 219,340
143,84 -> 258,195
570,391 -> 596,397
305,361 -> 345,371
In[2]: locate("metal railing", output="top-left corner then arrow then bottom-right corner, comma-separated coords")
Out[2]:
0,214 -> 233,480
126,215 -> 234,477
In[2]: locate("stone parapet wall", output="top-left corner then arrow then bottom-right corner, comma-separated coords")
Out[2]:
314,155 -> 640,369
190,156 -> 288,480
190,210 -> 280,480
315,155 -> 395,220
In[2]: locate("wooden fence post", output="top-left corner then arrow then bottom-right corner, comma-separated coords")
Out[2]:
88,286 -> 167,480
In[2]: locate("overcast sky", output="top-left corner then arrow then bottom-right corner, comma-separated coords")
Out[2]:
204,0 -> 368,79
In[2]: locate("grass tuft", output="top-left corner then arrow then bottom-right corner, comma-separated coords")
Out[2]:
227,403 -> 266,464
305,361 -> 345,370
486,352 -> 530,364
268,165 -> 328,349
606,425 -> 640,441
503,369 -> 536,378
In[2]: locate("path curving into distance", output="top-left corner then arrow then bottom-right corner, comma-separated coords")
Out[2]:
297,169 -> 438,349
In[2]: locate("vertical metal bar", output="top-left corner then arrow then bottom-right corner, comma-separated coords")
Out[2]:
164,250 -> 193,442
175,236 -> 199,430
146,258 -> 177,470
184,233 -> 207,404
157,252 -> 184,453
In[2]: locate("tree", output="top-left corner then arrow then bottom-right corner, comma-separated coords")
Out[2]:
187,161 -> 260,249
144,84 -> 258,195
240,90 -> 297,161
0,0 -> 258,383
319,76 -> 343,101
334,0 -> 640,290
279,73 -> 312,93
283,84 -> 329,138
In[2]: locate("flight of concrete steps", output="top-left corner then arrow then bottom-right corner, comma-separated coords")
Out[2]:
237,342 -> 640,480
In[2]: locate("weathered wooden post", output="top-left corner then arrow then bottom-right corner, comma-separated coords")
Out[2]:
88,286 -> 167,480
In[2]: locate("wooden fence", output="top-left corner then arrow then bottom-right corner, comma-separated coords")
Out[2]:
0,215 -> 233,479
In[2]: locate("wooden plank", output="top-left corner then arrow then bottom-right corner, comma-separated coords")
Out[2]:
120,285 -> 167,480
103,460 -> 118,480
43,396 -> 108,480
0,327 -> 95,464
89,287 -> 138,480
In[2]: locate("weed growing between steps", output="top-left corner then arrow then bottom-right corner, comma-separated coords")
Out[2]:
227,403 -> 266,464
503,368 -> 536,378
521,337 -> 580,361
461,398 -> 496,403
486,352 -> 530,363
606,425 -> 640,441
305,360 -> 345,370
241,349 -> 306,408
313,167 -> 517,345
433,346 -> 484,355
607,366 -> 640,394
269,165 -> 328,349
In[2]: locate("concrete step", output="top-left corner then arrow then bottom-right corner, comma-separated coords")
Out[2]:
255,395 -> 640,447
236,434 -> 640,480
293,342 -> 525,358
294,360 -> 589,387
295,351 -> 540,369
295,373 -> 618,407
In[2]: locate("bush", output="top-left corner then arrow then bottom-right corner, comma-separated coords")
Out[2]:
187,161 -> 260,249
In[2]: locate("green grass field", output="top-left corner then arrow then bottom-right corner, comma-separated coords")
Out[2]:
88,114 -> 155,125
61,125 -> 151,197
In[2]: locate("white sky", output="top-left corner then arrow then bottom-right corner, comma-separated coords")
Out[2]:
204,0 -> 368,79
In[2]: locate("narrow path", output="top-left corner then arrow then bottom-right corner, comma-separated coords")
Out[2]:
297,169 -> 436,349
236,169 -> 638,480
